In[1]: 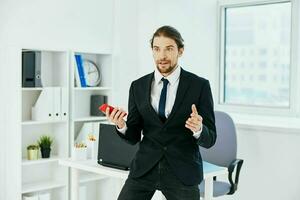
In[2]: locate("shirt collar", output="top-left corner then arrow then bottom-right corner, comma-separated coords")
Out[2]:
154,65 -> 181,85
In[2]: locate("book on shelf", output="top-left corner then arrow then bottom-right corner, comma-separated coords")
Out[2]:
74,54 -> 87,87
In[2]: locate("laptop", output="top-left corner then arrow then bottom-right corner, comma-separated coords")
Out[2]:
97,122 -> 139,170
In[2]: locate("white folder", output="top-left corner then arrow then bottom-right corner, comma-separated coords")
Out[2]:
53,87 -> 61,121
61,87 -> 68,121
32,87 -> 54,121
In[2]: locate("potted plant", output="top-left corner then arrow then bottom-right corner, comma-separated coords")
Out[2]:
27,144 -> 39,160
37,135 -> 53,158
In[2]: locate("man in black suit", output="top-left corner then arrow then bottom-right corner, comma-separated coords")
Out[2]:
106,26 -> 216,200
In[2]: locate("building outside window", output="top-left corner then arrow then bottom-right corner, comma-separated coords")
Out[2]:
217,0 -> 299,116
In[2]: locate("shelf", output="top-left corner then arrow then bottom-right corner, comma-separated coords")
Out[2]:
80,173 -> 107,184
22,120 -> 67,125
22,180 -> 66,194
73,50 -> 112,55
73,116 -> 107,122
74,87 -> 111,91
22,155 -> 62,166
22,87 -> 43,91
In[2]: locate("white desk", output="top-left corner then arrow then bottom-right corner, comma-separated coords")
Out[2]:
59,159 -> 227,200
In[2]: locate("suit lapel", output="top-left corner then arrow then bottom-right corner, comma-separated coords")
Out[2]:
145,72 -> 163,125
164,69 -> 191,125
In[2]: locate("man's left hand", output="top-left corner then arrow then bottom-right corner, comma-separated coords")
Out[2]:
185,104 -> 203,133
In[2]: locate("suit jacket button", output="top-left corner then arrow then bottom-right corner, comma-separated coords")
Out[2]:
163,146 -> 167,151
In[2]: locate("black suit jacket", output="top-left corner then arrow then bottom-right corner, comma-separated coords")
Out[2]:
116,68 -> 216,186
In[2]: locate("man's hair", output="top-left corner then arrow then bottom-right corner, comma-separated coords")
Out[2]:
150,25 -> 184,49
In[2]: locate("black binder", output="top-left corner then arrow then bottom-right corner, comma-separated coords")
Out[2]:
22,51 -> 42,87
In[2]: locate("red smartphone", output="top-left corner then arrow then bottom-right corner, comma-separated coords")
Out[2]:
99,103 -> 127,116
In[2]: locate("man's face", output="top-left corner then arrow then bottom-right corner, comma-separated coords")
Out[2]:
152,36 -> 184,76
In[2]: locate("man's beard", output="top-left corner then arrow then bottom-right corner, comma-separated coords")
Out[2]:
156,61 -> 177,74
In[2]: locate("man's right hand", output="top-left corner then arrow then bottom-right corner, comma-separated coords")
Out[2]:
106,107 -> 127,129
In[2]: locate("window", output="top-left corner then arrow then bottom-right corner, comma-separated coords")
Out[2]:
219,1 -> 293,109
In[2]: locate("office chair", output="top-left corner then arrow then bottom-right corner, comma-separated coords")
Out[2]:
199,111 -> 244,197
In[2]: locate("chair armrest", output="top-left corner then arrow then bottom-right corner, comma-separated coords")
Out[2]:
228,159 -> 244,195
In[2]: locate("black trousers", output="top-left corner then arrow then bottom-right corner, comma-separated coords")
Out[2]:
117,157 -> 200,200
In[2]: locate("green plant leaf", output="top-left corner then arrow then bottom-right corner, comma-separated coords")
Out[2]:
37,135 -> 53,149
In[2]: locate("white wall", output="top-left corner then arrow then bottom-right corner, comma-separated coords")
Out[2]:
0,0 -> 113,51
0,47 -> 6,200
233,125 -> 300,200
111,0 -> 140,109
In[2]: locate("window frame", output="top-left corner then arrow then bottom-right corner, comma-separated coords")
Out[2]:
216,0 -> 300,117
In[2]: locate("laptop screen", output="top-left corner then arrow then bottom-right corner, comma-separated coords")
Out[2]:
98,122 -> 139,170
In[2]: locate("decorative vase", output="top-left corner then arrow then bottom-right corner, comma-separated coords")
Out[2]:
41,148 -> 51,158
27,149 -> 39,160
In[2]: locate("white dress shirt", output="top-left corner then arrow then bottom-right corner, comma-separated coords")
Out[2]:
118,66 -> 202,139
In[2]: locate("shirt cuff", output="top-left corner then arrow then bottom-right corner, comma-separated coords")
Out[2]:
116,123 -> 127,135
193,124 -> 203,139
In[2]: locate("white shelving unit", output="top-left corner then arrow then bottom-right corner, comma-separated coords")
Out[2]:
6,47 -> 115,200
70,51 -> 114,199
21,49 -> 69,200
22,155 -> 61,166
70,51 -> 113,138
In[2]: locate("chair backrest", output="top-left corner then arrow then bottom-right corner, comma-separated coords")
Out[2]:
199,111 -> 237,168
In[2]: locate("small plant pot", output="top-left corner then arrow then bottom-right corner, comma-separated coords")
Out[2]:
40,148 -> 51,158
27,149 -> 39,160
74,147 -> 87,160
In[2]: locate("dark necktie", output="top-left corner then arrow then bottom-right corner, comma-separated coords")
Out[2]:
158,78 -> 169,121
